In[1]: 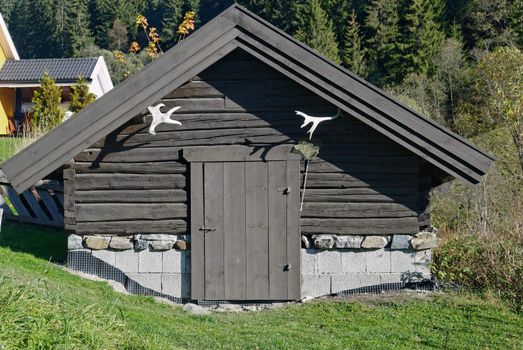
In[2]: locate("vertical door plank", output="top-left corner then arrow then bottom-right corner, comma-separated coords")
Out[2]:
268,161 -> 288,299
245,161 -> 269,299
286,160 -> 301,299
204,162 -> 225,300
190,162 -> 205,300
223,162 -> 247,300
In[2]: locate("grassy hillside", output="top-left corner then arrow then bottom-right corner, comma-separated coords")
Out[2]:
0,222 -> 522,349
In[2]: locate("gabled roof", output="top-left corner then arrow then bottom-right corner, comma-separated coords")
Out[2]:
0,57 -> 98,84
0,4 -> 494,192
0,14 -> 19,60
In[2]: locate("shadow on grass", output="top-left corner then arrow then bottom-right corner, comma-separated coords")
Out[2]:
0,221 -> 68,263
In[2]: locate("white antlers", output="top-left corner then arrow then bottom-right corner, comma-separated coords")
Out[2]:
147,103 -> 182,135
296,109 -> 341,139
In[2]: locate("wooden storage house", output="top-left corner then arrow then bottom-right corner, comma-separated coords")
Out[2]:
0,5 -> 493,302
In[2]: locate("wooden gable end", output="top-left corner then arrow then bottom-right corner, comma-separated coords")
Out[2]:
65,49 -> 427,237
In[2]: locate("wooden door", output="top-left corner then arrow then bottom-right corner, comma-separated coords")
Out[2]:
190,159 -> 300,301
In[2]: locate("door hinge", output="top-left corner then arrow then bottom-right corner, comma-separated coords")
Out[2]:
199,226 -> 217,233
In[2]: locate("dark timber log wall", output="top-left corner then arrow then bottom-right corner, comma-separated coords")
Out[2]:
66,49 -> 430,236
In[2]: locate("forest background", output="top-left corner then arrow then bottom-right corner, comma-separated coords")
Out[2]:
0,0 -> 521,310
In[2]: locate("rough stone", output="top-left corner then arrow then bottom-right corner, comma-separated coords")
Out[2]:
141,234 -> 177,241
109,237 -> 133,250
67,234 -> 83,250
150,241 -> 174,251
312,234 -> 334,249
390,235 -> 413,250
361,236 -> 388,249
184,303 -> 210,315
242,305 -> 259,312
411,232 -> 438,250
214,304 -> 242,313
134,239 -> 149,251
335,235 -> 363,249
83,236 -> 110,250
174,240 -> 187,250
301,235 -> 311,249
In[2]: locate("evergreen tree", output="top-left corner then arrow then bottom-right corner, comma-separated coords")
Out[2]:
294,0 -> 341,64
69,76 -> 97,113
56,0 -> 94,57
89,0 -> 118,48
342,10 -> 367,78
462,0 -> 517,51
32,72 -> 65,131
160,0 -> 186,46
364,0 -> 402,85
399,0 -> 445,77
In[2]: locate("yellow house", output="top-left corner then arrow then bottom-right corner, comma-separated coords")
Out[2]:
0,14 -> 19,134
0,14 -> 113,135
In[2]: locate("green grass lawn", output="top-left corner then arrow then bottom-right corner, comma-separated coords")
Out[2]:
1,222 -> 522,349
0,137 -> 25,163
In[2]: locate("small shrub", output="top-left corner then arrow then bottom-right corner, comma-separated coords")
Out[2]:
69,76 -> 96,113
432,232 -> 523,311
31,72 -> 65,132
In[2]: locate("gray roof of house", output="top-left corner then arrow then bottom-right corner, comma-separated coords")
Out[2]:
0,4 -> 494,192
0,57 -> 98,84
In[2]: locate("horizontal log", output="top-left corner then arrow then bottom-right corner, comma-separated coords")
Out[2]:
117,111 -> 377,134
164,80 -> 225,99
301,188 -> 419,204
301,202 -> 418,218
305,161 -> 418,174
76,203 -> 187,221
301,173 -> 419,189
74,189 -> 187,203
75,219 -> 188,235
182,145 -> 299,162
74,161 -> 186,174
98,123 -> 376,148
75,147 -> 182,163
74,174 -> 185,190
300,217 -> 419,235
197,59 -> 284,80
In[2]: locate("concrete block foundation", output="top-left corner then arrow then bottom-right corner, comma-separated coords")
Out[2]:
300,248 -> 431,297
68,234 -> 432,301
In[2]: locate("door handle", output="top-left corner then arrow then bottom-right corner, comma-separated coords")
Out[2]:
199,226 -> 217,233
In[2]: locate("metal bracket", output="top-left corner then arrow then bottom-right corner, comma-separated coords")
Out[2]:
278,187 -> 291,195
199,226 -> 217,233
277,263 -> 292,271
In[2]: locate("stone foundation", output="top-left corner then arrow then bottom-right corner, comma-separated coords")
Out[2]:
68,231 -> 435,301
